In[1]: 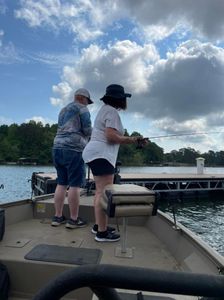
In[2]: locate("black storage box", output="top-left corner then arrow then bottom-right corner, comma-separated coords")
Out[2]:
0,209 -> 5,241
0,263 -> 10,300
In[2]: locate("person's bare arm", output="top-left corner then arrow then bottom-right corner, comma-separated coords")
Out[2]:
105,127 -> 137,144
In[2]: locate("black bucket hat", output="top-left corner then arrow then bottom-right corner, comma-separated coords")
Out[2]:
100,84 -> 131,100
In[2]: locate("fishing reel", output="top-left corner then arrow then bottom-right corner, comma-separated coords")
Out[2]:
136,137 -> 149,149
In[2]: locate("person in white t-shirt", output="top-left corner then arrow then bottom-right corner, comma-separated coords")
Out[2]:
82,84 -> 148,242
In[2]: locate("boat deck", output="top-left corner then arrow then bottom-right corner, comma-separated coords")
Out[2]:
2,215 -> 178,271
4,217 -> 196,300
0,193 -> 201,299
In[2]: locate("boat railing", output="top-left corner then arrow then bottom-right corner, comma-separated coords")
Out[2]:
33,264 -> 224,300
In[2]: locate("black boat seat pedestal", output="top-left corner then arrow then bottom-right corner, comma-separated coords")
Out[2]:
101,184 -> 156,258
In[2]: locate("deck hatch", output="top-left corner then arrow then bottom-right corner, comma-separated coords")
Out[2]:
24,243 -> 102,265
5,238 -> 30,248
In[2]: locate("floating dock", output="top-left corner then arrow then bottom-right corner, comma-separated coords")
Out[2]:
31,171 -> 224,199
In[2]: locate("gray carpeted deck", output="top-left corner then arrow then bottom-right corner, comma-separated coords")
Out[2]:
24,244 -> 102,265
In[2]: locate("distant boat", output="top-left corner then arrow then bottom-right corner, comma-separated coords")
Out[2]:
17,157 -> 38,165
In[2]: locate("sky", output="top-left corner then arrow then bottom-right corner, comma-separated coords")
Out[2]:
1,0 -> 224,154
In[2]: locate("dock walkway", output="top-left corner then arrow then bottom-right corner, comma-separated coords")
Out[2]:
119,172 -> 224,193
32,171 -> 224,197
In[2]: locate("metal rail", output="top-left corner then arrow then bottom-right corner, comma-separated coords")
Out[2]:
121,178 -> 224,193
33,264 -> 224,300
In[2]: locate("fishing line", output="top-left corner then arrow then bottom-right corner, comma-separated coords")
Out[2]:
148,131 -> 222,140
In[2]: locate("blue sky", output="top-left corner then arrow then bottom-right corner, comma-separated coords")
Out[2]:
1,0 -> 224,153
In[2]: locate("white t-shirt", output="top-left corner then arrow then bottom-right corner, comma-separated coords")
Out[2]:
82,104 -> 124,167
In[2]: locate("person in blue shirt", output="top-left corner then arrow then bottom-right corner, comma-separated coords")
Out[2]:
51,88 -> 93,229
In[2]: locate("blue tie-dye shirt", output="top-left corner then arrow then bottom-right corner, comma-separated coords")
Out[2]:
53,101 -> 92,152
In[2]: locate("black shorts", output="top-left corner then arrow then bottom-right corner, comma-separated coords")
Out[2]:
87,159 -> 115,176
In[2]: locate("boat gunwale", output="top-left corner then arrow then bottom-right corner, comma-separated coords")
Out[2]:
0,198 -> 32,208
157,210 -> 224,271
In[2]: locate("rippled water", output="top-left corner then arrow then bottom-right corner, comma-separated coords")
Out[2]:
121,165 -> 224,255
0,165 -> 55,203
0,164 -> 224,256
162,200 -> 224,256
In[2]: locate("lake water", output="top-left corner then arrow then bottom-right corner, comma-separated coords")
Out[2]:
0,165 -> 55,203
0,164 -> 224,256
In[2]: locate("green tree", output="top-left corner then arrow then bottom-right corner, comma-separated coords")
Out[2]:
179,147 -> 200,164
1,121 -> 224,166
215,151 -> 224,166
142,142 -> 164,164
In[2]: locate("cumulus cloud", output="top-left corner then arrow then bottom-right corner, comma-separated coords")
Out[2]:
51,40 -> 159,107
206,113 -> 224,127
0,116 -> 14,125
121,0 -> 224,41
14,0 -> 224,42
153,117 -> 207,135
49,37 -> 224,154
137,115 -> 216,151
51,39 -> 224,125
139,40 -> 224,122
50,81 -> 73,107
25,116 -> 56,125
14,0 -> 121,42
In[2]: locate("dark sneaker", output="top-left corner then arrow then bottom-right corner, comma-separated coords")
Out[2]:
65,217 -> 87,229
91,224 -> 116,234
95,230 -> 120,242
51,216 -> 66,227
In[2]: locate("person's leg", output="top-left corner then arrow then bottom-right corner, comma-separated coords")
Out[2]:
67,186 -> 80,220
51,185 -> 67,226
66,186 -> 87,228
52,149 -> 68,226
94,174 -> 114,232
53,184 -> 67,216
94,174 -> 120,242
65,151 -> 87,229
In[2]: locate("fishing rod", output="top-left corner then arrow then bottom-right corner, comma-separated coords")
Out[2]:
136,131 -> 222,149
148,131 -> 222,140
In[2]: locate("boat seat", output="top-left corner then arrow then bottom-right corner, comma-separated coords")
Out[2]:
101,184 -> 157,257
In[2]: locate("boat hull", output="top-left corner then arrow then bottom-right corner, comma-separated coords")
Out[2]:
0,192 -> 224,299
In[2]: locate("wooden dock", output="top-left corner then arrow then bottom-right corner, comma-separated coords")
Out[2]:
31,171 -> 224,198
119,172 -> 224,192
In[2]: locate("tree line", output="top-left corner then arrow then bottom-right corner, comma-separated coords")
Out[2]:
0,121 -> 224,166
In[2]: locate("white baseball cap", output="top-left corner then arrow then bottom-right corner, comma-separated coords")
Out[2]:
75,88 -> 93,104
